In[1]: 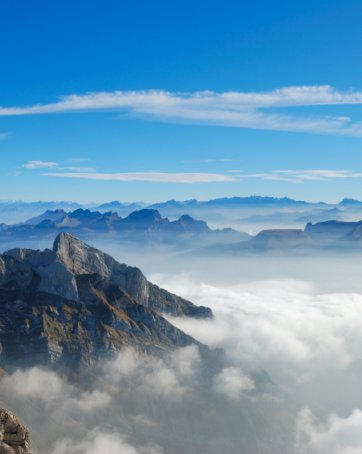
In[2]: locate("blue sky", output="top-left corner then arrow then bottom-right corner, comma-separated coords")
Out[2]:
2,0 -> 362,203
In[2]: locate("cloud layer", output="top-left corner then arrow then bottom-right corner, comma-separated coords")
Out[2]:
295,408 -> 362,454
51,432 -> 163,454
158,276 -> 362,382
2,269 -> 362,453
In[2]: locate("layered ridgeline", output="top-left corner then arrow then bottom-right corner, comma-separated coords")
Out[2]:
0,208 -> 250,245
0,233 -> 212,368
238,219 -> 362,252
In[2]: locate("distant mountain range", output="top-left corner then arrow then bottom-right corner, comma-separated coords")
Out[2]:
2,197 -> 362,254
3,196 -> 362,229
147,196 -> 324,210
0,200 -> 81,213
95,200 -> 145,213
2,196 -> 362,213
1,195 -> 360,214
143,197 -> 362,229
2,205 -> 362,254
0,208 -> 251,246
235,219 -> 362,253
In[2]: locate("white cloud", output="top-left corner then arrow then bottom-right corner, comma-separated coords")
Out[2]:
213,367 -> 255,400
295,407 -> 362,454
45,168 -> 362,184
21,159 -> 95,173
0,368 -> 110,413
170,344 -> 200,377
246,169 -> 362,183
51,431 -> 163,454
3,86 -> 362,135
0,349 -> 200,452
155,275 -> 362,383
2,274 -> 362,454
104,346 -> 200,401
23,160 -> 58,169
43,171 -> 236,183
2,368 -> 65,402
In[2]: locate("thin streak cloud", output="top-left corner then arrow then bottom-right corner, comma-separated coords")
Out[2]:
2,86 -> 362,136
23,160 -> 58,169
43,171 -> 237,184
246,169 -> 362,183
41,168 -> 362,185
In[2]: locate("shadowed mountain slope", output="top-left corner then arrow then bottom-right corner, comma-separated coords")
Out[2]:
0,233 -> 212,368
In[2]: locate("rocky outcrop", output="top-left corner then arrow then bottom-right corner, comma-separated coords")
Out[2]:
0,233 -> 212,368
0,408 -> 30,454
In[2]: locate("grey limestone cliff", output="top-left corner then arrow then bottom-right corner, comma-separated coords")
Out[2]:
0,233 -> 212,368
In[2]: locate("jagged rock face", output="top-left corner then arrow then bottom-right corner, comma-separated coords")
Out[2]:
52,233 -> 212,318
0,233 -> 211,368
0,408 -> 30,454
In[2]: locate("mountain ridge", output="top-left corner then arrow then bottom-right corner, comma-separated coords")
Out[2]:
0,208 -> 251,245
0,233 -> 212,368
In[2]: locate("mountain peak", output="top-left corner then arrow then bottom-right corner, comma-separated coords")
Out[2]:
53,232 -> 113,277
339,198 -> 362,206
126,209 -> 162,221
53,231 -> 84,256
0,235 -> 212,367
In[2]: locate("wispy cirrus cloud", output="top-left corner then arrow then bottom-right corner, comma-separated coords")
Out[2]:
23,160 -> 58,169
41,168 -> 362,185
43,171 -> 236,184
3,85 -> 362,136
22,160 -> 94,172
246,169 -> 362,183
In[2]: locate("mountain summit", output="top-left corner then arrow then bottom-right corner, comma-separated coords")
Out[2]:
0,233 -> 211,368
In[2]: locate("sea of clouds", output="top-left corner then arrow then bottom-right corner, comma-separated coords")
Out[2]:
2,261 -> 362,453
154,272 -> 362,454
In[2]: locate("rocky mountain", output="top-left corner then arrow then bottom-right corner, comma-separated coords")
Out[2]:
0,208 -> 250,246
0,233 -> 211,369
0,408 -> 31,454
